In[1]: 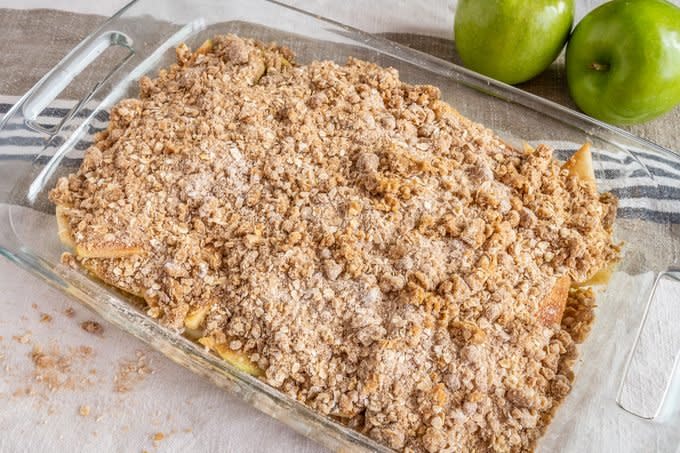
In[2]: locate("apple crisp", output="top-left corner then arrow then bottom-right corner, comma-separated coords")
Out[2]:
49,35 -> 619,452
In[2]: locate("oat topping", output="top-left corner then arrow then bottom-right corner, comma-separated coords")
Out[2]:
49,35 -> 619,452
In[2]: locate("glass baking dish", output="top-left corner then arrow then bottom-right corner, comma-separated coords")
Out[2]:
1,0 -> 679,451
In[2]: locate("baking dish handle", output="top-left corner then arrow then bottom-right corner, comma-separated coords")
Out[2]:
21,31 -> 134,136
617,268 -> 680,420
0,30 -> 135,206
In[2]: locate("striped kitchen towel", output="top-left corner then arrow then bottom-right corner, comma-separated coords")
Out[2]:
1,97 -> 679,224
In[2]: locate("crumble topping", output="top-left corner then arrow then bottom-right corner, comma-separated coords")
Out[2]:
49,35 -> 619,452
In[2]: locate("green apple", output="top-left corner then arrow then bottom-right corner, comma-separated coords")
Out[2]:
454,0 -> 574,85
566,0 -> 680,125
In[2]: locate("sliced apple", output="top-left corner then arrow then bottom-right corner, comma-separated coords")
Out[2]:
74,244 -> 143,259
538,275 -> 571,326
578,262 -> 616,287
431,99 -> 464,121
214,343 -> 263,377
199,336 -> 263,377
56,205 -> 142,258
78,258 -> 147,300
563,142 -> 595,182
184,305 -> 211,339
564,143 -> 619,285
194,39 -> 213,55
55,205 -> 76,249
184,305 -> 210,331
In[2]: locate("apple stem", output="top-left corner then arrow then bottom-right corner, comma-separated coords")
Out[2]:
589,62 -> 610,72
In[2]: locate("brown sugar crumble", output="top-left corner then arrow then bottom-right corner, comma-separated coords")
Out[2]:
49,35 -> 620,452
113,351 -> 153,393
29,343 -> 95,392
81,320 -> 104,336
13,332 -> 31,344
39,313 -> 53,323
